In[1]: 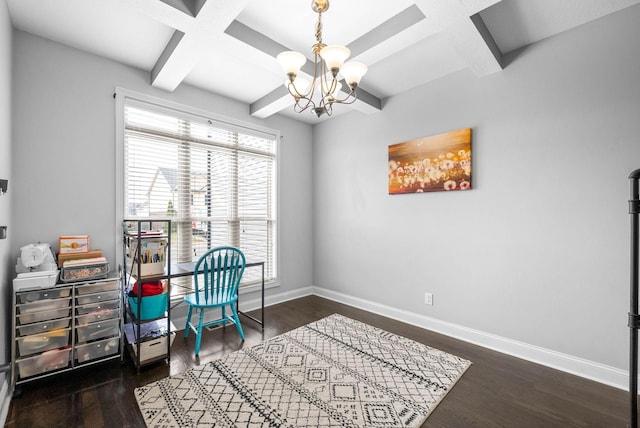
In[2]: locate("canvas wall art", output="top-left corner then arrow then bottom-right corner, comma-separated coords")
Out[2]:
388,128 -> 472,194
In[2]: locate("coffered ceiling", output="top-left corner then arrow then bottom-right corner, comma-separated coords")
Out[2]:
6,0 -> 640,123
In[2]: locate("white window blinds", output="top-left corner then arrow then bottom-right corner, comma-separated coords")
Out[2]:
123,98 -> 277,294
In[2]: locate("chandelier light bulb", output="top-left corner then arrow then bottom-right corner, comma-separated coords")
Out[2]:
277,51 -> 307,76
319,45 -> 350,73
340,61 -> 368,87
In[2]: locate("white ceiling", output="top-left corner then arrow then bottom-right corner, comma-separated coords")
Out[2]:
6,0 -> 640,124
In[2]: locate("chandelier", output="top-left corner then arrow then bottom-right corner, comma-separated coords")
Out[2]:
276,0 -> 367,118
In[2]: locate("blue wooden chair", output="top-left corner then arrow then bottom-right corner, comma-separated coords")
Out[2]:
183,246 -> 246,356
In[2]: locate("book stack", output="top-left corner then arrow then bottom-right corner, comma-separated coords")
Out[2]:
57,236 -> 109,282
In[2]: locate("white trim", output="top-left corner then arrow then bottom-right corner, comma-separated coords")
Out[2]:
171,285 -> 314,329
239,285 -> 314,313
114,89 -> 125,270
312,286 -> 630,391
0,376 -> 10,427
113,87 -> 279,139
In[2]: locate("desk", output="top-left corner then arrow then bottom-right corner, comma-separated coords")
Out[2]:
169,261 -> 265,330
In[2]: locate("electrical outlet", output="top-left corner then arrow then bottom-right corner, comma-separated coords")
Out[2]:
424,292 -> 433,306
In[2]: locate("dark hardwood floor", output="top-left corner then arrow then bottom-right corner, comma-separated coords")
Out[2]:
5,295 -> 632,427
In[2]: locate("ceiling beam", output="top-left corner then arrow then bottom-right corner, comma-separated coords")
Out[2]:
414,0 -> 503,78
133,0 -> 506,117
129,0 -> 249,92
348,5 -> 426,61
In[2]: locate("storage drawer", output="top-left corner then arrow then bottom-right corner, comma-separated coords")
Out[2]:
76,290 -> 119,305
16,317 -> 71,337
16,348 -> 71,378
76,299 -> 120,317
17,297 -> 71,314
17,287 -> 71,304
76,309 -> 120,326
17,328 -> 71,357
75,336 -> 120,363
17,307 -> 72,325
76,319 -> 120,343
76,279 -> 119,295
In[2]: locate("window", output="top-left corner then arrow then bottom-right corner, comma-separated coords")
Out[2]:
119,93 -> 277,296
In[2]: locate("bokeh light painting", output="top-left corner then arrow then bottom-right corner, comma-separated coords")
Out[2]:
388,128 -> 472,194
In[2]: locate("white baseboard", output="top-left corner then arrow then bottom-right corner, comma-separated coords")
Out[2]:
170,286 -> 315,330
312,286 -> 630,391
239,285 -> 315,314
163,284 -> 630,391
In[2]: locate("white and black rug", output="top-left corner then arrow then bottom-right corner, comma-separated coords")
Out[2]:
135,314 -> 471,427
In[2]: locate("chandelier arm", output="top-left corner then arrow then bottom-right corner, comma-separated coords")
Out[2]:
317,57 -> 338,103
293,102 -> 307,114
294,98 -> 316,114
328,88 -> 358,105
287,83 -> 317,113
294,94 -> 316,112
324,101 -> 333,116
286,80 -> 311,100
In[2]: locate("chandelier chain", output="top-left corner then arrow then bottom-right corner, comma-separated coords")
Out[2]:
315,13 -> 323,46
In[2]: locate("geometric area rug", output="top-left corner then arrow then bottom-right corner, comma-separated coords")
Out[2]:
135,314 -> 472,427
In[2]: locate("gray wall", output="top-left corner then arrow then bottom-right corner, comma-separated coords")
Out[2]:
11,30 -> 314,304
0,0 -> 12,391
312,5 -> 640,372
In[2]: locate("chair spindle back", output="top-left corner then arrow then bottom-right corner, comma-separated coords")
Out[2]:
194,247 -> 245,304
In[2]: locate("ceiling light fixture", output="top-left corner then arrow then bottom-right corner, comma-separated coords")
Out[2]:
276,0 -> 367,118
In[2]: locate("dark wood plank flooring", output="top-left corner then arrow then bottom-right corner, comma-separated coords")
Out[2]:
4,295 -> 632,427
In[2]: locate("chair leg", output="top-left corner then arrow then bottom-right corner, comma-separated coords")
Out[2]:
195,308 -> 205,356
230,304 -> 245,341
221,306 -> 226,329
184,305 -> 193,338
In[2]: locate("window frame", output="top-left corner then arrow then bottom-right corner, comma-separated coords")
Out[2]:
114,88 -> 280,297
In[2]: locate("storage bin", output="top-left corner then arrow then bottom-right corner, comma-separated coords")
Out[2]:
126,260 -> 165,277
17,287 -> 71,303
60,262 -> 109,282
17,317 -> 70,337
17,348 -> 71,378
126,236 -> 167,277
124,321 -> 176,364
128,293 -> 168,320
76,290 -> 119,305
76,319 -> 120,343
17,297 -> 71,314
17,307 -> 71,325
130,332 -> 175,363
75,336 -> 120,363
17,328 -> 70,357
76,279 -> 119,295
